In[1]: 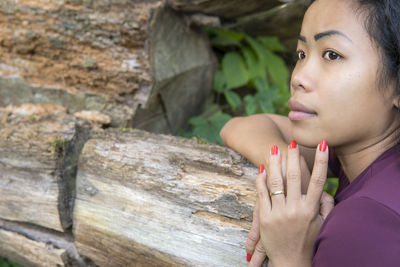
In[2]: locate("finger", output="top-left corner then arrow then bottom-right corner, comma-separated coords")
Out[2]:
306,140 -> 329,206
320,191 -> 334,220
256,169 -> 271,216
286,140 -> 301,206
246,198 -> 260,255
267,145 -> 285,208
248,241 -> 267,267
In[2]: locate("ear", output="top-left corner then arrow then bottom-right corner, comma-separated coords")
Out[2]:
394,95 -> 400,109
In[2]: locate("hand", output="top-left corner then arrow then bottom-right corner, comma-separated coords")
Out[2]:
255,141 -> 334,267
246,155 -> 312,266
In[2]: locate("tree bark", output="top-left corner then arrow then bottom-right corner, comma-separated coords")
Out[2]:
0,0 -> 215,133
0,105 -> 258,266
74,128 -> 257,266
0,104 -> 90,232
166,0 -> 282,18
168,0 -> 311,51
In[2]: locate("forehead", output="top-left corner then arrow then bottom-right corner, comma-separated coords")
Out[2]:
301,0 -> 368,41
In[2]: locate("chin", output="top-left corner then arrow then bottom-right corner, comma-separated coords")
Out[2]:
291,127 -> 322,149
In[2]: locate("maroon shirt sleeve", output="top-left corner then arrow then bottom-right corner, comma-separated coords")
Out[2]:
313,197 -> 400,267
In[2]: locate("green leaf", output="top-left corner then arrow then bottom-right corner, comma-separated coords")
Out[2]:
242,47 -> 265,80
244,95 -> 258,115
222,52 -> 250,89
263,50 -> 289,91
224,90 -> 242,111
190,112 -> 232,145
209,112 -> 232,145
218,29 -> 246,42
211,35 -> 241,47
254,77 -> 269,93
192,124 -> 217,144
257,36 -> 285,52
189,116 -> 208,127
324,178 -> 339,196
255,86 -> 276,114
213,70 -> 226,93
245,36 -> 267,63
209,112 -> 232,130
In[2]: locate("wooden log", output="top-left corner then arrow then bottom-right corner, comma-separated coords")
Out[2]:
0,229 -> 67,267
231,0 -> 310,50
0,104 -> 90,232
73,129 -> 258,266
166,0 -> 282,19
0,0 -> 215,132
0,218 -> 86,267
0,105 -> 261,265
168,0 -> 310,52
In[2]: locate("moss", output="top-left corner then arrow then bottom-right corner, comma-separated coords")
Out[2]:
83,56 -> 98,70
29,115 -> 36,122
52,137 -> 67,153
193,136 -> 209,145
114,127 -> 146,133
115,127 -> 132,132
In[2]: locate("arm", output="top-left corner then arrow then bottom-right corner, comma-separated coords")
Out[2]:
220,113 -> 321,192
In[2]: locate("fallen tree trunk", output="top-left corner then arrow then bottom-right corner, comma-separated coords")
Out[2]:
73,128 -> 257,266
0,104 -> 90,232
0,105 -> 258,266
0,0 -> 215,133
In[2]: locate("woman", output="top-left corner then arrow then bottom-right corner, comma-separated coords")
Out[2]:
220,0 -> 400,266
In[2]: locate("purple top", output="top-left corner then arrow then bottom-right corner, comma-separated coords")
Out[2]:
312,144 -> 400,267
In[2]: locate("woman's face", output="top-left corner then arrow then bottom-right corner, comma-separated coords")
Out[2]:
290,0 -> 399,150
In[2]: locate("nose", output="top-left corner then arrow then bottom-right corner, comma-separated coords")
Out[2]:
290,58 -> 316,94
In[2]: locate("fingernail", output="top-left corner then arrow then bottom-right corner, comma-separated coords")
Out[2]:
319,140 -> 327,152
289,140 -> 297,149
247,253 -> 252,262
271,145 -> 279,155
259,164 -> 264,174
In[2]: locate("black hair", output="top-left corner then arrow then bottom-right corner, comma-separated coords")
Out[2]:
309,0 -> 400,144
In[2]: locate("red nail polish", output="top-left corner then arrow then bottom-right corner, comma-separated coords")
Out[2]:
259,164 -> 264,174
247,253 -> 252,262
319,140 -> 327,152
289,140 -> 297,149
271,145 -> 278,155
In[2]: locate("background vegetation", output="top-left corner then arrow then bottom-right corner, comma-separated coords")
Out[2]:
181,27 -> 338,196
180,27 -> 290,145
0,257 -> 24,267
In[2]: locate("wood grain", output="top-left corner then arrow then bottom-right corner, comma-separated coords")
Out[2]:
74,129 -> 257,266
0,104 -> 89,232
0,0 -> 215,132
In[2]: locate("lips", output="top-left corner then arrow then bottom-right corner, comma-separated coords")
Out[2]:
288,99 -> 317,121
288,99 -> 317,114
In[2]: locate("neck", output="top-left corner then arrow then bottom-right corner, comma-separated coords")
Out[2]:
334,122 -> 399,183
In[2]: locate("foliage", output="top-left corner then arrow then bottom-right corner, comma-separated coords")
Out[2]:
324,178 -> 339,197
179,27 -> 339,196
181,27 -> 290,145
0,256 -> 24,267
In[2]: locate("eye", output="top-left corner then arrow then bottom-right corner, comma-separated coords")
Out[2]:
323,50 -> 342,61
296,50 -> 306,61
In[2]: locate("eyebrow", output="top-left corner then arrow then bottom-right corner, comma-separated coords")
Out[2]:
298,30 -> 353,43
